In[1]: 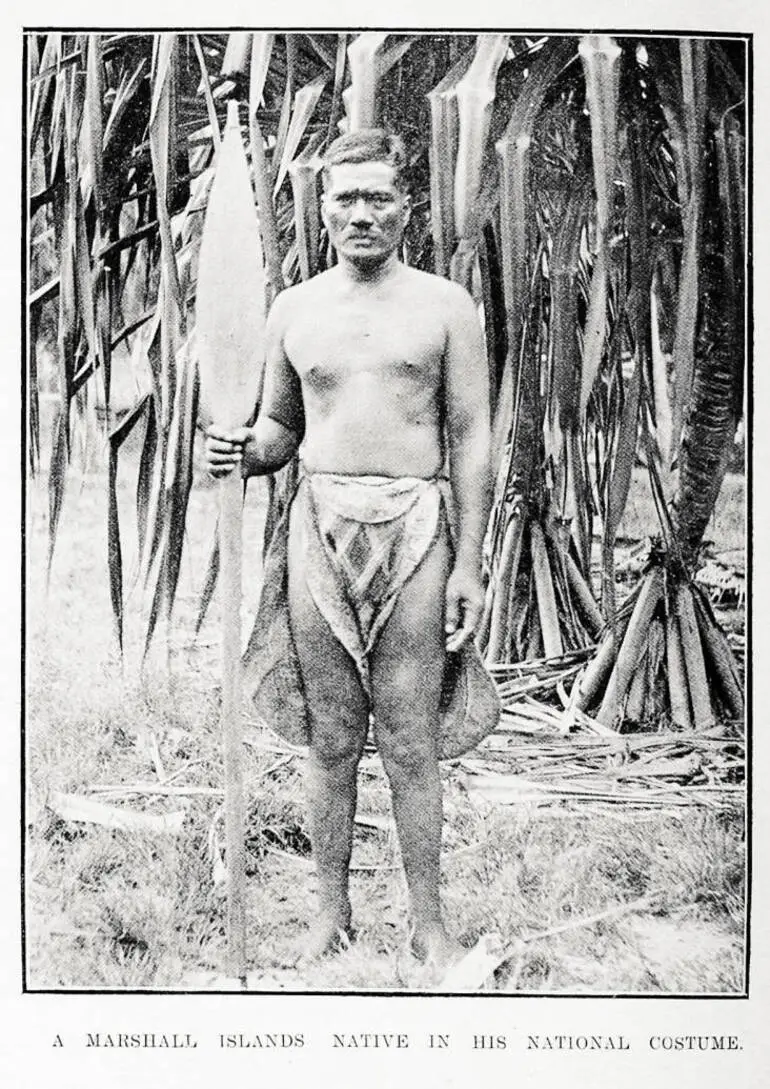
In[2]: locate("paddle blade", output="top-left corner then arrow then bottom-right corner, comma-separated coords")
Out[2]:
197,101 -> 266,428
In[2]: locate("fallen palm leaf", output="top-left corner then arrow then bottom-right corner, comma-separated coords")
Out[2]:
263,845 -> 312,868
242,727 -> 305,757
49,791 -> 186,834
435,933 -> 505,992
615,752 -> 702,779
461,759 -> 740,806
443,893 -> 662,993
503,892 -> 662,991
695,558 -> 745,605
89,783 -> 224,797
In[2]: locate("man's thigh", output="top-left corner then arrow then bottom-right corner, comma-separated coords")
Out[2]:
370,522 -> 451,749
287,501 -> 368,754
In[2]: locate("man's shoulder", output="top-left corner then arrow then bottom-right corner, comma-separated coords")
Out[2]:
401,266 -> 476,312
268,272 -> 335,323
273,273 -> 330,305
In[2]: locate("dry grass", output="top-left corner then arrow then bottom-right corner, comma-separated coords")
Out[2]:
24,440 -> 746,993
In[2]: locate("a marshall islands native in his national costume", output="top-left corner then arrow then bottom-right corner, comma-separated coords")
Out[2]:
206,129 -> 500,969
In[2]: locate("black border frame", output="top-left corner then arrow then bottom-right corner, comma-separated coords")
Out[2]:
20,26 -> 754,999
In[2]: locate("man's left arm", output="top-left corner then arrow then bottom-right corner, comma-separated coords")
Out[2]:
442,282 -> 493,653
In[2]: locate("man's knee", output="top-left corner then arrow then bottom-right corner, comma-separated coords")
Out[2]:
374,696 -> 438,780
310,722 -> 366,770
377,731 -> 437,782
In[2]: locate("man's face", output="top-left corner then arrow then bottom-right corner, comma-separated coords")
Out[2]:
321,161 -> 411,264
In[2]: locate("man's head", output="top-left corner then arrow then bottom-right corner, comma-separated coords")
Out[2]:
320,129 -> 411,265
321,129 -> 409,193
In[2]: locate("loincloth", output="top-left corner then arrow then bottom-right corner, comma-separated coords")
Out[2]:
242,472 -> 500,759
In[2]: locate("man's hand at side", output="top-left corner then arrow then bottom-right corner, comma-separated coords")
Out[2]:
205,425 -> 253,478
206,416 -> 301,479
444,564 -> 484,653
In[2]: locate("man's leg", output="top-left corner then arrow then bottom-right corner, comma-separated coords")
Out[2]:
370,524 -> 463,968
288,506 -> 369,959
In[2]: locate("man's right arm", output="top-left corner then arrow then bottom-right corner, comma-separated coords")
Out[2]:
205,294 -> 304,478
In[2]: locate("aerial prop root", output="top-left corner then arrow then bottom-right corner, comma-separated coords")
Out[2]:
480,511 -> 604,665
572,563 -> 743,731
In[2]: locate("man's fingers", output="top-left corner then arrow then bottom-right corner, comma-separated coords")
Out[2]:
446,624 -> 472,652
444,588 -> 460,635
208,456 -> 238,472
207,438 -> 243,455
205,425 -> 251,443
206,444 -> 242,461
205,428 -> 247,480
445,596 -> 482,652
205,432 -> 243,479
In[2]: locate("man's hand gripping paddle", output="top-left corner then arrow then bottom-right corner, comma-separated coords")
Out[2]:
196,101 -> 267,986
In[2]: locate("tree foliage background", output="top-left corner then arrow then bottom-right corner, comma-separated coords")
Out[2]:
25,31 -> 747,730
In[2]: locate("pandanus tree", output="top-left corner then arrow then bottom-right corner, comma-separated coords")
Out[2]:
415,33 -> 746,730
567,39 -> 746,729
25,31 -> 746,730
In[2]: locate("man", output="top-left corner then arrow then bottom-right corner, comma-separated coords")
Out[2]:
206,130 -> 499,970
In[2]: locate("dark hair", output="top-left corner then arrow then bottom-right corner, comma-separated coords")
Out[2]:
321,129 -> 409,193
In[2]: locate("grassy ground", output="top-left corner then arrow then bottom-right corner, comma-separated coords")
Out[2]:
24,437 -> 746,993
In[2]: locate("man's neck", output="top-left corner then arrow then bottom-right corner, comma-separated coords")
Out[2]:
336,250 -> 401,287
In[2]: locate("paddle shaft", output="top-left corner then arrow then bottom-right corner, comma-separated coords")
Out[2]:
219,470 -> 247,983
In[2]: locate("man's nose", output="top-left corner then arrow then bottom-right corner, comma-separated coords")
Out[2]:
350,198 -> 374,225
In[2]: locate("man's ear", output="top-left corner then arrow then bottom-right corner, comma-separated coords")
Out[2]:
320,192 -> 330,229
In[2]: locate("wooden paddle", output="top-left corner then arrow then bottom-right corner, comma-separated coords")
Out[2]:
196,100 -> 267,985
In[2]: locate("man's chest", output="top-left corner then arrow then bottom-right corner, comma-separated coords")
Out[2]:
284,300 -> 446,379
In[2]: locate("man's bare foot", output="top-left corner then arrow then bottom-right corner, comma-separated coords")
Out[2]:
410,923 -> 465,971
294,915 -> 354,966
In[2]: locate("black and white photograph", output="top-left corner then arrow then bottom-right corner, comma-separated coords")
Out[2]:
5,10 -> 764,1088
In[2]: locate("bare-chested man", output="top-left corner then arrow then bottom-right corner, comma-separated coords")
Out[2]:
206,130 -> 496,969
